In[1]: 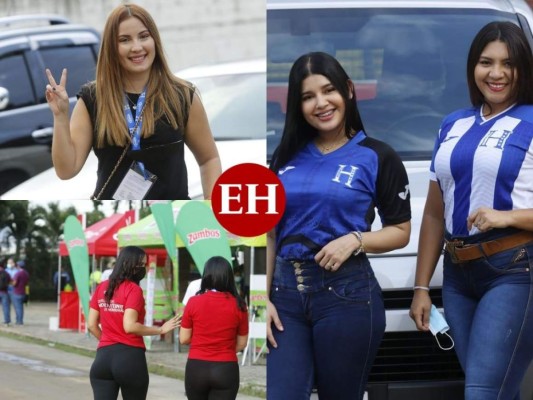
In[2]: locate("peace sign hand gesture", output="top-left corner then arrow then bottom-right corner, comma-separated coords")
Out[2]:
45,68 -> 70,117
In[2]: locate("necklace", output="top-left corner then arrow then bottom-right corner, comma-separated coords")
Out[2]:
316,134 -> 349,154
126,94 -> 137,110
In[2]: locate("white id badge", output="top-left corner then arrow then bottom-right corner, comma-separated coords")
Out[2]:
112,162 -> 157,200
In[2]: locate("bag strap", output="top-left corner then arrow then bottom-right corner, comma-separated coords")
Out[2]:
91,106 -> 145,200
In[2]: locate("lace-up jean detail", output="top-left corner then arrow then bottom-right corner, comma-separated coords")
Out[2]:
443,230 -> 533,400
267,255 -> 385,400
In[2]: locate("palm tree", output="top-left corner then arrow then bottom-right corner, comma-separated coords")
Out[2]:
0,200 -> 32,259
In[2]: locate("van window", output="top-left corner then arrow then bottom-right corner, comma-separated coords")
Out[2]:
0,53 -> 34,109
267,8 -> 519,161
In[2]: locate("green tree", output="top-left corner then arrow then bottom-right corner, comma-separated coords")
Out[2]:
0,201 -> 33,259
0,201 -> 51,298
0,201 -> 85,300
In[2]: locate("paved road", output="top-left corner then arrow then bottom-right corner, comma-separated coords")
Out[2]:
0,336 -> 258,399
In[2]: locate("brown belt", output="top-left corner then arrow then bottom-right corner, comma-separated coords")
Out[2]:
445,230 -> 533,264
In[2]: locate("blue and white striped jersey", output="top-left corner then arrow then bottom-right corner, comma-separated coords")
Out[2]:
431,104 -> 533,237
276,130 -> 411,261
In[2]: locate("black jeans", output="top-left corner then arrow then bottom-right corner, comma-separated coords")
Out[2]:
185,359 -> 240,400
90,343 -> 149,400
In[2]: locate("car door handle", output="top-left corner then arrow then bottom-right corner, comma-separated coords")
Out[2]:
32,127 -> 53,140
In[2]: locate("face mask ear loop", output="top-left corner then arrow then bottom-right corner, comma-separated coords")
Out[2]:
436,332 -> 455,351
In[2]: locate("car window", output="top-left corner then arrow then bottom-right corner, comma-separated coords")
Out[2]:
267,8 -> 519,161
192,72 -> 266,140
0,53 -> 34,109
39,45 -> 96,102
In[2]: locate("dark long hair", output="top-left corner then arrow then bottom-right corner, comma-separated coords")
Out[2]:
198,256 -> 247,311
270,51 -> 366,173
105,246 -> 146,304
467,21 -> 533,112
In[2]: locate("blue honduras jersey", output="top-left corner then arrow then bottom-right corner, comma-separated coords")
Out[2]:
431,104 -> 533,237
276,130 -> 411,260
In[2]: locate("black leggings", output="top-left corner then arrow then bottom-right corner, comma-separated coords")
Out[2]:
89,343 -> 149,400
185,359 -> 240,400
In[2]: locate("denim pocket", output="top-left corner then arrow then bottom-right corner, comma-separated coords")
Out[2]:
482,246 -> 531,275
328,278 -> 371,304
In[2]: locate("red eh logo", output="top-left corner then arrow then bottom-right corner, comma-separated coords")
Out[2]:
187,228 -> 221,245
211,163 -> 286,237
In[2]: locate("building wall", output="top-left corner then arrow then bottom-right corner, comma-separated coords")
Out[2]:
0,0 -> 265,71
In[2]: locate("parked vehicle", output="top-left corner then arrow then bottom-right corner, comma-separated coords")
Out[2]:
1,58 -> 266,200
0,14 -> 100,194
267,0 -> 533,398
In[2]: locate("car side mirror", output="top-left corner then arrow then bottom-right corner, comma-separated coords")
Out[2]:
0,87 -> 9,111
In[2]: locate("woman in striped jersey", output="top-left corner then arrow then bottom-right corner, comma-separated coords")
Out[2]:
410,21 -> 533,400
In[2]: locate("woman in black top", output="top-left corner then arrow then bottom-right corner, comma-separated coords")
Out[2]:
45,4 -> 221,199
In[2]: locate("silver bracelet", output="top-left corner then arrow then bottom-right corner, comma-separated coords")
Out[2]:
413,286 -> 430,291
350,231 -> 365,256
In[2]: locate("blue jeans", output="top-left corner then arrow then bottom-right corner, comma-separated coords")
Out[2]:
267,255 -> 385,400
443,229 -> 533,400
10,292 -> 24,324
0,291 -> 10,324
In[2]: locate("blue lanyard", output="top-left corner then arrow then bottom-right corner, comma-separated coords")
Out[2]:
123,88 -> 149,180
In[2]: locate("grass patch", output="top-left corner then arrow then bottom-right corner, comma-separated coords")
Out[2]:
240,384 -> 266,398
0,330 -> 96,358
148,363 -> 185,380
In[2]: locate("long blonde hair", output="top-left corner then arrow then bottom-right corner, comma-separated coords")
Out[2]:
95,4 -> 192,148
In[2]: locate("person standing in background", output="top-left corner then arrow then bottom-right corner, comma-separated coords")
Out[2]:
182,278 -> 201,306
11,261 -> 29,325
180,256 -> 249,400
0,264 -> 12,326
53,269 -> 71,292
2,258 -> 17,326
5,258 -> 16,280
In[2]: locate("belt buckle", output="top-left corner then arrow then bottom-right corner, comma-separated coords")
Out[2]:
446,240 -> 464,263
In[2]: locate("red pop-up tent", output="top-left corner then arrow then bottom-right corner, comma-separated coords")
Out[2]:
59,211 -> 136,257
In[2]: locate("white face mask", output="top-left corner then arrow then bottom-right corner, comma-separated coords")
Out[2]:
6,263 -> 14,268
429,304 -> 455,351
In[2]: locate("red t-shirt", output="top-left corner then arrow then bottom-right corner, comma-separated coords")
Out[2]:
89,280 -> 146,349
181,291 -> 249,362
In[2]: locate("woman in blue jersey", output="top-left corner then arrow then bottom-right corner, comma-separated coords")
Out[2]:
410,21 -> 533,400
266,52 -> 412,400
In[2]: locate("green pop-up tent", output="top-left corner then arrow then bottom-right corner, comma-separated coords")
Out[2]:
117,201 -> 260,248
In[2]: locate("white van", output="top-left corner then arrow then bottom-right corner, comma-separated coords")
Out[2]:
266,0 -> 533,398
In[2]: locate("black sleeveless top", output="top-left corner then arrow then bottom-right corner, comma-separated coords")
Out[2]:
77,83 -> 194,200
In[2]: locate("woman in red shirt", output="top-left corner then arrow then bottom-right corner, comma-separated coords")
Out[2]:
180,256 -> 249,400
88,246 -> 181,400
